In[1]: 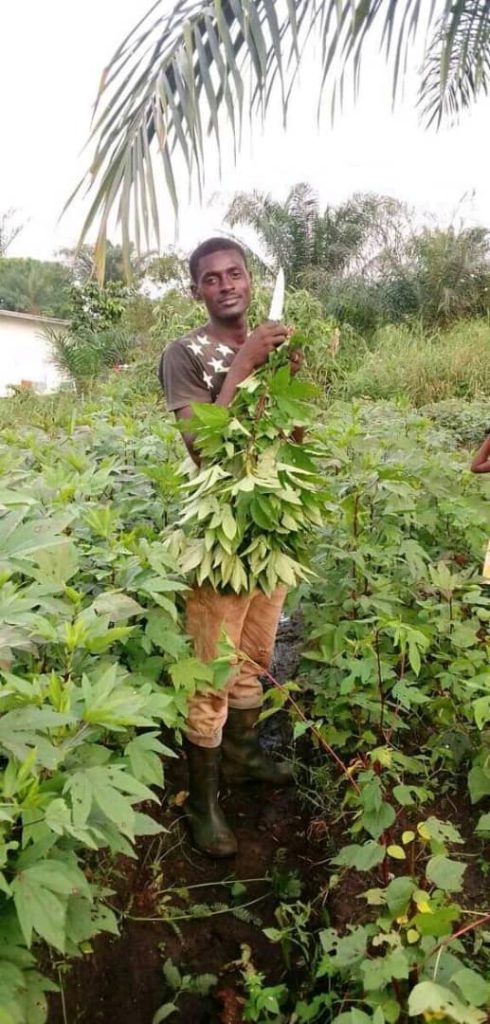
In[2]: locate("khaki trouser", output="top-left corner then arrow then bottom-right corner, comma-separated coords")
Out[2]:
185,585 -> 287,748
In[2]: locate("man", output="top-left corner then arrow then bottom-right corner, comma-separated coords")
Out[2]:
160,238 -> 299,858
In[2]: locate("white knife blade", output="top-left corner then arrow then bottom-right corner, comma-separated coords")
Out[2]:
268,267 -> 285,321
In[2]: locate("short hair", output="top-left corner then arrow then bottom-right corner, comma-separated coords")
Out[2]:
189,237 -> 247,283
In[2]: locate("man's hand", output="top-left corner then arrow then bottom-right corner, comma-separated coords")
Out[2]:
289,347 -> 304,375
215,322 -> 296,409
232,322 -> 289,376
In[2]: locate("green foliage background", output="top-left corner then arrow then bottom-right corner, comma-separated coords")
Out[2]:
0,360 -> 490,1020
2,221 -> 490,1021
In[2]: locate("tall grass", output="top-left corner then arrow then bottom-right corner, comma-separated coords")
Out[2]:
335,319 -> 490,405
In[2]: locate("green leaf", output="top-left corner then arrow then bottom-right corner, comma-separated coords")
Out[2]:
332,841 -> 385,872
32,540 -> 79,584
23,970 -> 54,1024
333,1012 -> 372,1024
152,1004 -> 178,1023
230,881 -> 247,898
67,772 -> 92,829
17,860 -> 90,901
413,905 -> 460,938
44,798 -> 72,836
65,766 -> 154,839
169,657 -> 214,689
408,980 -> 486,1023
361,948 -> 409,991
319,926 -> 369,971
12,874 -> 67,952
133,813 -> 163,837
0,510 -> 69,567
362,800 -> 396,839
424,817 -> 463,847
407,639 -> 421,676
392,680 -> 429,707
387,844 -> 406,860
274,553 -> 298,586
125,732 -> 168,788
426,855 -> 466,893
452,968 -> 490,1008
473,694 -> 490,730
393,784 -> 417,806
145,610 -> 183,653
221,505 -> 237,541
475,812 -> 490,833
191,402 -> 229,428
162,958 -> 181,991
384,876 -> 416,916
293,720 -> 311,740
468,766 -> 490,803
92,591 -> 143,621
192,973 -> 217,996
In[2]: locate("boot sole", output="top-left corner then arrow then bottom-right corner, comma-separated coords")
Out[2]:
190,840 -> 238,858
221,770 -> 294,787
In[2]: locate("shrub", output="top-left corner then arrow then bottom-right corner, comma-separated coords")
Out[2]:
47,324 -> 137,393
336,319 -> 490,405
420,398 -> 490,448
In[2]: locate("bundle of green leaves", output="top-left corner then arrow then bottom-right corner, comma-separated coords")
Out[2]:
165,334 -> 326,594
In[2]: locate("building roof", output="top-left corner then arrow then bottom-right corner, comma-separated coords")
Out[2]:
0,308 -> 69,326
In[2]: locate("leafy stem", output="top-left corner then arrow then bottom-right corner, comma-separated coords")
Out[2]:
251,657 -> 361,795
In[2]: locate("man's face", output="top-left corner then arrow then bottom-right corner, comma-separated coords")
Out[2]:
192,249 -> 251,320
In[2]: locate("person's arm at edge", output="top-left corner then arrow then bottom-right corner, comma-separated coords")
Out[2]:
470,434 -> 490,473
289,348 -> 305,444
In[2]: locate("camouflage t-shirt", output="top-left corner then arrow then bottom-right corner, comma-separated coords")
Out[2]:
159,327 -> 237,411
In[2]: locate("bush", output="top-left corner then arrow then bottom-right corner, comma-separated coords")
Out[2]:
420,398 -> 490,448
151,288 -> 203,349
47,324 -> 138,393
336,319 -> 490,405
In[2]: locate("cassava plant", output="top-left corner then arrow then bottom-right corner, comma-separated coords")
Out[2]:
165,332 -> 326,594
0,393 -> 233,1023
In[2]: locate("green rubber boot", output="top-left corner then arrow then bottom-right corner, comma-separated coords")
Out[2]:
221,707 -> 294,786
184,740 -> 237,858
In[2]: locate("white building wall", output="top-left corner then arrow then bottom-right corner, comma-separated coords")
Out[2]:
0,314 -> 65,395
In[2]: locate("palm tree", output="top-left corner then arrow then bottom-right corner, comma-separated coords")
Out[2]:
227,184 -> 324,287
407,225 -> 490,325
74,1 -> 490,275
58,241 -> 146,284
226,185 -> 409,288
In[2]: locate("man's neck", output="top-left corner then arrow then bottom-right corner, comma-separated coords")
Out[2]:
205,315 -> 248,348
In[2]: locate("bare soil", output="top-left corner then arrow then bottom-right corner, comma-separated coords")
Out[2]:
49,777 -> 316,1024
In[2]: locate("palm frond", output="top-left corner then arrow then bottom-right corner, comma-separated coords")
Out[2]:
419,1 -> 490,127
73,0 -> 488,274
72,0 -> 317,279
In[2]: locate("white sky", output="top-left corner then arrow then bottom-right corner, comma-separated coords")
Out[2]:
1,0 -> 490,262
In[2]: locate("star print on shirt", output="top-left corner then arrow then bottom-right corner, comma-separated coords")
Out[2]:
208,357 -> 229,374
187,339 -> 204,356
196,334 -> 210,346
216,343 -> 233,357
203,371 -> 213,389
